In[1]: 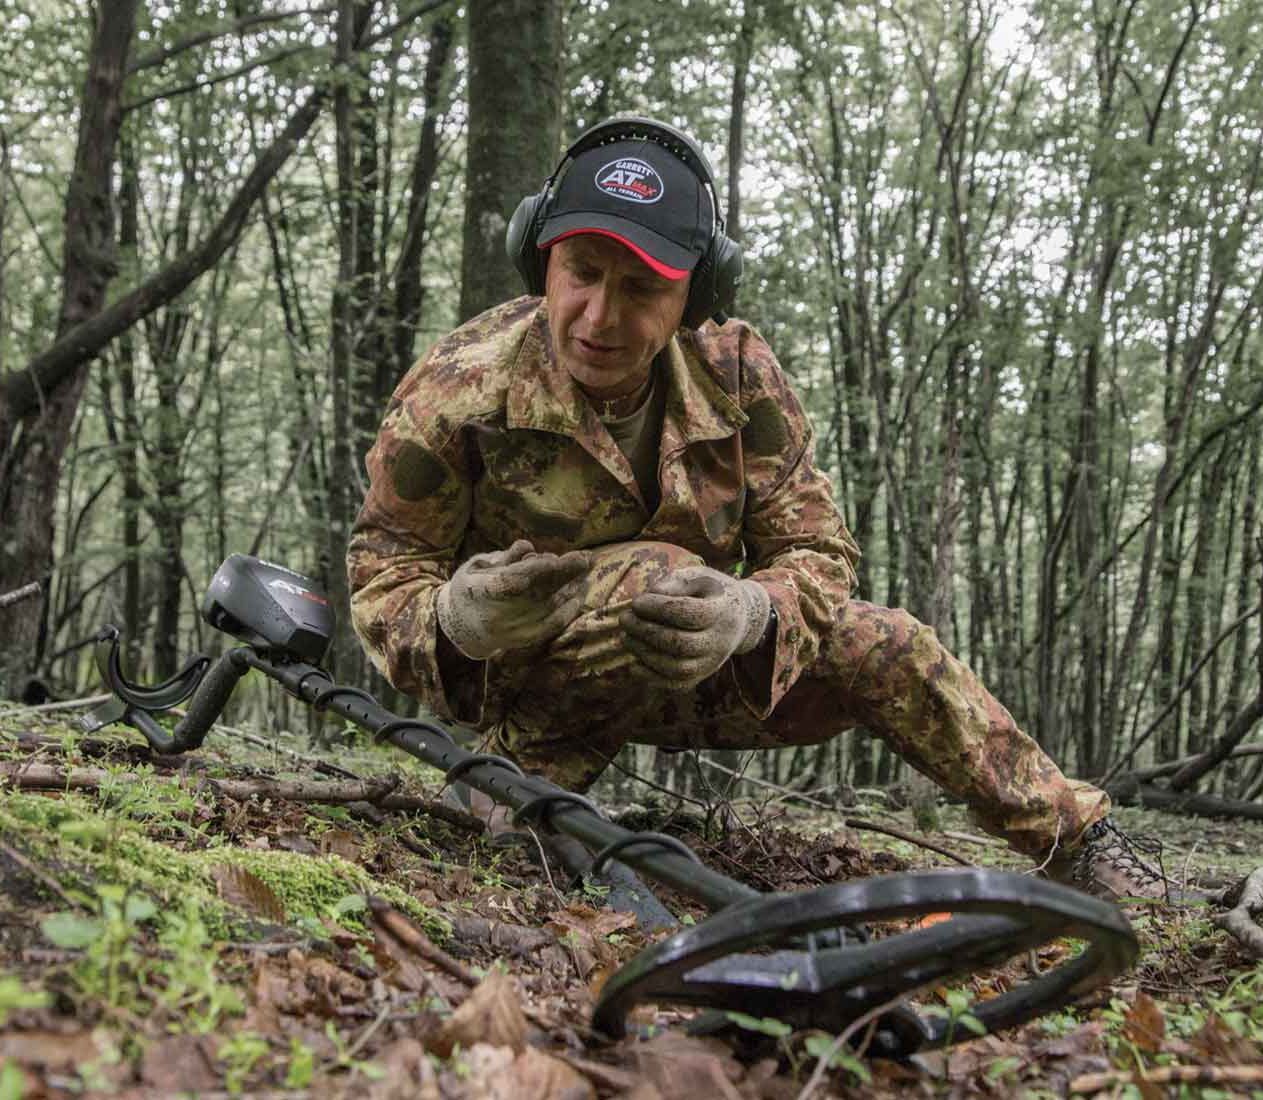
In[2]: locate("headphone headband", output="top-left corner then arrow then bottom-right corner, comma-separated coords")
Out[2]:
505,115 -> 743,328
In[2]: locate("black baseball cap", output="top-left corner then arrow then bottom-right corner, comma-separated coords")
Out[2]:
537,138 -> 714,280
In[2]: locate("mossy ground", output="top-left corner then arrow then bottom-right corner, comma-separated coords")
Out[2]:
0,708 -> 1260,1097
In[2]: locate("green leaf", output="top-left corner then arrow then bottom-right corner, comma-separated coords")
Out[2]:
40,912 -> 104,949
724,1011 -> 792,1038
329,893 -> 367,918
124,895 -> 157,924
0,1059 -> 25,1100
284,1040 -> 314,1088
959,1012 -> 988,1036
803,1036 -> 871,1082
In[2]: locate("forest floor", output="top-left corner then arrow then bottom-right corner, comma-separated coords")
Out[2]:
0,706 -> 1260,1099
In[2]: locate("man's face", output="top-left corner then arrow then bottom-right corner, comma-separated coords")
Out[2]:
544,234 -> 690,403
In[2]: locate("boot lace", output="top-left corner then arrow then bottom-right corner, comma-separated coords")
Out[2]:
1074,818 -> 1169,896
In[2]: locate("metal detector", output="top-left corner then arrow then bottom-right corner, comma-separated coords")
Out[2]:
83,553 -> 1138,1057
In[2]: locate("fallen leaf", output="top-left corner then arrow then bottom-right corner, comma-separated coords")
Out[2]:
476,1046 -> 596,1100
613,1085 -> 664,1100
322,828 -> 362,861
1190,1012 -> 1262,1064
1122,991 -> 1166,1054
0,1029 -> 110,1070
545,903 -> 636,979
212,864 -> 286,922
276,832 -> 319,855
139,1034 -> 220,1091
363,1038 -> 441,1100
632,1033 -> 745,1100
431,970 -> 527,1056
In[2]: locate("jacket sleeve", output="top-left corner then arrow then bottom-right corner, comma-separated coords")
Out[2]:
345,361 -> 484,724
735,325 -> 861,716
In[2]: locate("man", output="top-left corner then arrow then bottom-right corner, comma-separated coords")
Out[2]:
347,116 -> 1177,901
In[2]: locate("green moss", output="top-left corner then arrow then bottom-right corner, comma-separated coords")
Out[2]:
0,789 -> 445,940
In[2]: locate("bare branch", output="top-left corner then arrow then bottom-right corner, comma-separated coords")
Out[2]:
127,4 -> 336,74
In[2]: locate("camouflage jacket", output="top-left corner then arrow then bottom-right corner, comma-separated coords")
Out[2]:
347,296 -> 860,725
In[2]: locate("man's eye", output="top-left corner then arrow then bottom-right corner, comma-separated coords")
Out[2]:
570,262 -> 599,281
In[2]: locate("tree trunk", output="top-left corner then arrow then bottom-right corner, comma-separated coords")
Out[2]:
393,14 -> 455,379
0,0 -> 139,699
459,0 -> 563,322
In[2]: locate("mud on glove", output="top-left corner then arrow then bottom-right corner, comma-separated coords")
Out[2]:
619,565 -> 772,690
436,539 -> 592,661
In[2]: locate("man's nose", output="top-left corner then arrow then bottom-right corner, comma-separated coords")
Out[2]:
584,279 -> 619,329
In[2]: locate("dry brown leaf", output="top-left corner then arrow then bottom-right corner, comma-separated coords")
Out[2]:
632,1033 -> 745,1100
473,1046 -> 596,1100
1190,1012 -> 1263,1064
363,1038 -> 441,1100
0,1029 -> 111,1070
211,863 -> 286,922
139,1034 -> 220,1091
1122,991 -> 1166,1054
431,969 -> 527,1057
322,828 -> 362,861
302,954 -> 369,1015
276,831 -> 319,855
613,1085 -> 665,1100
545,903 -> 636,979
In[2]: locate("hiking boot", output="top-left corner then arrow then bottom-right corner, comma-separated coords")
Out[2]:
1046,818 -> 1209,904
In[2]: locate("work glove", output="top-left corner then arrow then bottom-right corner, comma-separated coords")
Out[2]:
619,566 -> 772,690
436,539 -> 592,661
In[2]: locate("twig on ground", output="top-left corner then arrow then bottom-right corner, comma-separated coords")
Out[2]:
368,896 -> 479,988
843,818 -> 970,866
340,999 -> 394,1061
0,760 -> 403,805
1212,866 -> 1263,959
523,826 -> 567,906
200,719 -> 362,780
939,830 -> 995,848
795,992 -> 911,1100
0,839 -> 82,910
1071,1064 -> 1263,1093
0,693 -> 112,720
694,756 -> 841,812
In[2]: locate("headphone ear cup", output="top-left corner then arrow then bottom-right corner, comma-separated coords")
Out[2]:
711,234 -> 743,319
683,251 -> 717,330
682,234 -> 743,329
506,192 -> 548,295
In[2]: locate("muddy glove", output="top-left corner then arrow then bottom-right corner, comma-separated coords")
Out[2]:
436,539 -> 592,661
619,566 -> 772,690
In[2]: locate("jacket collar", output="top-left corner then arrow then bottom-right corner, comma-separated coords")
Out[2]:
506,303 -> 748,445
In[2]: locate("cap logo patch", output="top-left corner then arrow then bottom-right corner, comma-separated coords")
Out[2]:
594,157 -> 663,204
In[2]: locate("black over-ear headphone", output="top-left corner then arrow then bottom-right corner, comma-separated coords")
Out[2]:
505,116 -> 743,329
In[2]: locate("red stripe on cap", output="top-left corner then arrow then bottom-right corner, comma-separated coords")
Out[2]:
540,228 -> 690,280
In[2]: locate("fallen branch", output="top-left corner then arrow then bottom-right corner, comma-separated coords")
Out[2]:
1213,867 -> 1263,959
0,760 -> 400,804
1121,742 -> 1263,783
368,897 -> 478,987
843,818 -> 970,866
0,693 -> 113,720
1170,692 -> 1263,791
1121,784 -> 1263,822
0,839 -> 82,910
1071,1064 -> 1263,1093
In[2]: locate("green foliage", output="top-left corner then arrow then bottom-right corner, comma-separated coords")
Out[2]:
0,787 -> 443,940
0,976 -> 50,1025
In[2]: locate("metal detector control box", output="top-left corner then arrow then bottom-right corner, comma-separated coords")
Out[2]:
200,554 -> 334,662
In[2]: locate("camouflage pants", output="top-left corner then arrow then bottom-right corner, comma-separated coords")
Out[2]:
482,541 -> 1109,858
